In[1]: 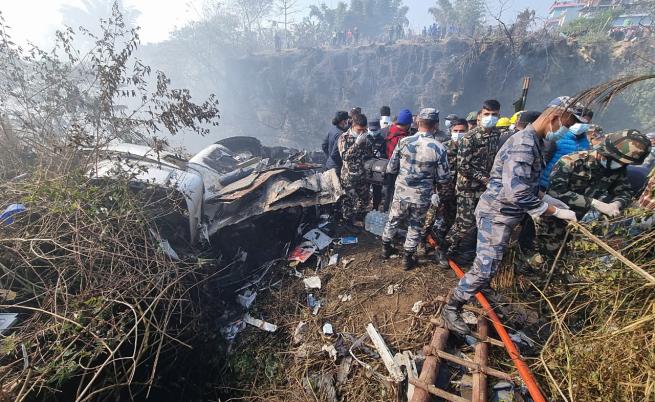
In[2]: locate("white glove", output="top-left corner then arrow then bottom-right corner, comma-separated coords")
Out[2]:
552,207 -> 577,222
542,194 -> 569,210
431,193 -> 440,206
591,199 -> 621,218
355,133 -> 367,146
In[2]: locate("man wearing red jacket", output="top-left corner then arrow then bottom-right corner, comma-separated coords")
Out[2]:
383,108 -> 413,210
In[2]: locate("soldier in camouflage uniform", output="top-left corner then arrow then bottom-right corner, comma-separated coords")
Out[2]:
424,119 -> 467,252
381,108 -> 451,270
539,129 -> 651,252
338,113 -> 374,227
442,100 -> 585,335
446,100 -> 503,266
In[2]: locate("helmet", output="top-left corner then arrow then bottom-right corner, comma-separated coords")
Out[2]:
510,111 -> 523,124
599,129 -> 651,165
496,117 -> 511,128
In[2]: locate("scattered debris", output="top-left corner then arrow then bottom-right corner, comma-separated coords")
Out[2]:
341,257 -> 355,268
387,284 -> 400,295
339,236 -> 358,245
321,344 -> 338,361
289,241 -> 317,263
322,322 -> 334,336
365,323 -> 405,382
243,314 -> 278,332
303,228 -> 333,250
0,203 -> 26,225
394,351 -> 419,400
303,372 -> 338,402
0,289 -> 17,301
292,321 -> 308,345
337,293 -> 352,302
0,313 -> 18,334
303,276 -> 321,289
236,290 -> 257,309
462,310 -> 478,325
364,210 -> 388,236
336,356 -> 353,385
328,254 -> 339,266
411,300 -> 425,314
307,294 -> 322,315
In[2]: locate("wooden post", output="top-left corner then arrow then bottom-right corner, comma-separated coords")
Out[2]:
410,326 -> 449,402
472,317 -> 489,402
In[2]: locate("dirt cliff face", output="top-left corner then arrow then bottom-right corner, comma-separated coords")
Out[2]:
146,39 -> 637,150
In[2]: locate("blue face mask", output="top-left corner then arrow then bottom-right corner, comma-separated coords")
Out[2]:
569,123 -> 589,137
546,119 -> 569,141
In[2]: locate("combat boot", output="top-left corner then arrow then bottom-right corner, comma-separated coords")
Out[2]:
441,297 -> 471,335
382,241 -> 395,259
403,250 -> 417,271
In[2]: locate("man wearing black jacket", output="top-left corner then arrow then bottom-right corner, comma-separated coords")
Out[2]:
322,111 -> 349,174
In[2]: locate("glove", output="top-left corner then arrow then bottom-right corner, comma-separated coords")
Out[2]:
552,207 -> 577,222
591,199 -> 621,218
355,133 -> 367,146
431,193 -> 440,207
542,194 -> 569,210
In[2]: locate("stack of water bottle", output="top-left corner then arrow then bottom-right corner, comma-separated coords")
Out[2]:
364,210 -> 389,236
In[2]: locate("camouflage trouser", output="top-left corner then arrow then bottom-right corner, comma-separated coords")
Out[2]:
446,192 -> 482,250
341,179 -> 370,221
424,195 -> 457,246
453,212 -> 522,302
382,198 -> 429,252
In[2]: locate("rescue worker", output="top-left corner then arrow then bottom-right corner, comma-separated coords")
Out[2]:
540,109 -> 594,190
424,118 -> 468,261
382,108 -> 451,270
338,113 -> 374,228
499,111 -> 541,147
446,100 -> 503,266
322,110 -> 349,173
466,111 -> 478,130
383,108 -> 413,211
538,130 -> 651,252
380,106 -> 392,129
442,100 -> 584,335
368,119 -> 387,211
443,114 -> 459,132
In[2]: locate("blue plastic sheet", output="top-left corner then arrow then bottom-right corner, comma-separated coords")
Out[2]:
0,203 -> 26,225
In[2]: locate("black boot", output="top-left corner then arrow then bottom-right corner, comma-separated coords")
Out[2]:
441,297 -> 471,335
403,250 -> 417,271
434,249 -> 449,268
382,241 -> 395,259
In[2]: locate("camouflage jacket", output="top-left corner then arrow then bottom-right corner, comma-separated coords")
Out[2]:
477,125 -> 545,219
548,149 -> 633,216
386,130 -> 451,206
456,126 -> 502,193
338,129 -> 374,182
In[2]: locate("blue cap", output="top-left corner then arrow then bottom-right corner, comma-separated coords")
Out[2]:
397,109 -> 413,125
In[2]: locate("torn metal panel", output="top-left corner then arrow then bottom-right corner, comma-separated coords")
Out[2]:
204,168 -> 342,233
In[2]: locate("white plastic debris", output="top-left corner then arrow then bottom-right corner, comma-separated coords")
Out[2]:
342,257 -> 355,268
236,290 -> 257,309
293,321 -> 308,345
243,313 -> 278,332
220,319 -> 246,341
322,344 -> 338,361
322,322 -> 334,336
303,276 -> 322,289
328,254 -> 339,266
337,293 -> 352,302
303,228 -> 333,250
0,313 -> 18,335
411,301 -> 425,314
386,284 -> 400,295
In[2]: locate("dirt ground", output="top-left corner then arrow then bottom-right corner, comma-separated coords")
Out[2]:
216,227 -> 461,401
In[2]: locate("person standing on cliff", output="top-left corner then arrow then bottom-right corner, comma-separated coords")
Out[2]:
381,108 -> 451,270
383,109 -> 413,210
446,100 -> 503,267
323,111 -> 349,175
338,113 -> 374,230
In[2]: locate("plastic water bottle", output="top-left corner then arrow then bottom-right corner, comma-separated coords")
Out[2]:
365,211 -> 388,236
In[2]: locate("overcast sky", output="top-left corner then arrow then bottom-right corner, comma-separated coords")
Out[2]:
2,0 -> 553,47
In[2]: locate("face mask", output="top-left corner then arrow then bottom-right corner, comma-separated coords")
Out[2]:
480,115 -> 499,129
509,124 -> 515,131
600,158 -> 624,170
445,120 -> 452,128
569,123 -> 589,137
368,129 -> 381,137
451,131 -> 465,141
546,118 -> 568,141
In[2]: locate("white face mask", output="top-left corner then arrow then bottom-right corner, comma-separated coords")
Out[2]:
480,115 -> 499,128
380,116 -> 392,128
569,123 -> 589,136
600,157 -> 624,170
445,120 -> 452,128
451,131 -> 464,141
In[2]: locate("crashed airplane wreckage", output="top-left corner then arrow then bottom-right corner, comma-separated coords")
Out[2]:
89,137 -> 341,254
